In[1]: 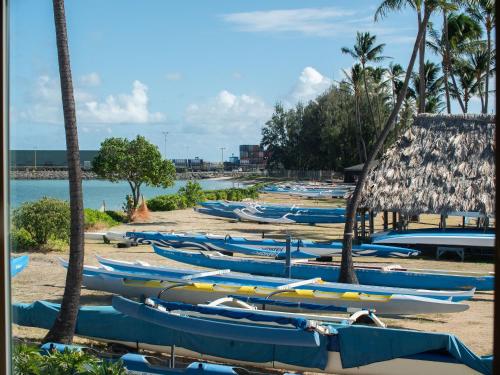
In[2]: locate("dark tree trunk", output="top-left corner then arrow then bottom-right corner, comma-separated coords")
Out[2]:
443,10 -> 451,114
338,9 -> 431,284
418,10 -> 426,113
361,63 -> 378,137
450,70 -> 466,112
355,95 -> 367,162
44,0 -> 84,344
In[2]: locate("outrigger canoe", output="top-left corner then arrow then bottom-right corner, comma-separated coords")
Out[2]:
62,258 -> 471,315
126,231 -> 420,258
153,246 -> 494,291
13,299 -> 492,374
371,228 -> 495,248
94,255 -> 474,302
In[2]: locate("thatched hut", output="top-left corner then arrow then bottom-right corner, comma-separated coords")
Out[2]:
361,114 -> 495,226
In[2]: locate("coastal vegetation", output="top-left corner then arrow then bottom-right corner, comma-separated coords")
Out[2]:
92,135 -> 176,210
261,0 -> 495,171
13,343 -> 126,375
147,181 -> 261,211
11,198 -> 120,252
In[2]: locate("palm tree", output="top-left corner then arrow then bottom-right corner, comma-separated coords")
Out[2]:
411,60 -> 444,112
466,0 -> 495,113
387,63 -> 405,108
341,32 -> 388,134
375,0 -> 427,112
341,64 -> 368,163
339,4 -> 432,284
468,46 -> 491,111
43,0 -> 85,344
450,59 -> 478,112
427,12 -> 482,112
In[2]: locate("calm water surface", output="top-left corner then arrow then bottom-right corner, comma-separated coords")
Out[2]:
11,179 -> 243,210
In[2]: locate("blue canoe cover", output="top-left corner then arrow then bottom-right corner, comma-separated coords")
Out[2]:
335,325 -> 492,374
150,298 -> 310,329
12,301 -> 329,370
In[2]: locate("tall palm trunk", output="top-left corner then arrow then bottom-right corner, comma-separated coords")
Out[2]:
338,9 -> 431,284
361,63 -> 378,137
443,10 -> 451,114
355,95 -> 367,162
484,22 -> 491,113
44,0 -> 84,344
418,10 -> 426,113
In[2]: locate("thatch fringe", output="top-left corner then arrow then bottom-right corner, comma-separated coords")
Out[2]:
361,114 -> 496,216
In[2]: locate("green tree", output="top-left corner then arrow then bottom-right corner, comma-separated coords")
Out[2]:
92,135 -> 176,209
466,0 -> 495,113
339,1 -> 433,284
44,0 -> 85,344
341,32 -> 388,131
411,60 -> 444,112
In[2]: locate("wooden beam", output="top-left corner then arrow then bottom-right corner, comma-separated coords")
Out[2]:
369,211 -> 375,234
360,209 -> 366,240
392,211 -> 397,230
383,211 -> 388,231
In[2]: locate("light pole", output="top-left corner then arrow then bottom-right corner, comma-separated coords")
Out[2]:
162,131 -> 169,159
220,147 -> 226,170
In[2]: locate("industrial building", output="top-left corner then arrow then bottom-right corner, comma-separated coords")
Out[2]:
239,145 -> 265,171
10,150 -> 99,170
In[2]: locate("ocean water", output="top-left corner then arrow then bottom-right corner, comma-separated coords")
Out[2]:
10,179 -> 244,210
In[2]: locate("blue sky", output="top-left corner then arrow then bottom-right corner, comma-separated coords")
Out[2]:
9,0 -> 494,161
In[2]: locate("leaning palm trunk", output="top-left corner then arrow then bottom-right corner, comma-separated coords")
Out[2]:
338,9 -> 431,284
44,0 -> 84,344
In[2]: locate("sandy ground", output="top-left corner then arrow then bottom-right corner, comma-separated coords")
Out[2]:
12,193 -> 494,372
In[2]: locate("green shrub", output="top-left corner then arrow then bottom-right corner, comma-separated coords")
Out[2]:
104,210 -> 128,223
215,190 -> 227,200
11,228 -> 38,252
84,209 -> 119,230
178,181 -> 204,207
12,197 -> 70,246
13,343 -> 127,375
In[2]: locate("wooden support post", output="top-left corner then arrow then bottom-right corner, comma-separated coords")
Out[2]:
392,211 -> 397,230
383,211 -> 388,231
369,210 -> 375,234
462,216 -> 466,228
360,209 -> 366,240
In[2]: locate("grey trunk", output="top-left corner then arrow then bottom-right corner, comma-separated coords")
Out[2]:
443,10 -> 451,114
338,9 -> 431,284
484,26 -> 491,113
418,10 -> 426,113
44,0 -> 84,344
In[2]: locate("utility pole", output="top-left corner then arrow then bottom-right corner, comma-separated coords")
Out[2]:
162,131 -> 169,159
220,147 -> 226,170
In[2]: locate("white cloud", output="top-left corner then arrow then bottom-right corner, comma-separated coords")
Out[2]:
79,80 -> 165,123
19,76 -> 165,125
286,67 -> 332,105
222,7 -> 354,36
79,72 -> 101,86
184,90 -> 273,135
165,72 -> 183,81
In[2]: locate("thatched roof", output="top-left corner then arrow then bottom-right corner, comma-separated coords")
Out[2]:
361,114 -> 496,216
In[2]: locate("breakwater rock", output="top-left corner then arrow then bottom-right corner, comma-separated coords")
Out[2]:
12,169 -> 97,180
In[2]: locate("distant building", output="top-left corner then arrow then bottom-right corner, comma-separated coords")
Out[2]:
171,157 -> 206,171
10,150 -> 98,170
239,145 -> 265,171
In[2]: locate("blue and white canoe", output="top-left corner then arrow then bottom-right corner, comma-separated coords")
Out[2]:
14,300 -> 491,374
153,247 -> 494,291
62,258 -> 472,315
126,231 -> 420,258
233,208 -> 347,224
371,228 -> 495,248
200,201 -> 347,216
11,255 -> 29,277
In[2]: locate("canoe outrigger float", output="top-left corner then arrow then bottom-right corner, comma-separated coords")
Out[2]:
153,246 -> 494,291
13,299 -> 492,374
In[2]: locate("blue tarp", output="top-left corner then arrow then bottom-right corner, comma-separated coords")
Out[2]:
335,325 -> 492,374
12,301 -> 328,370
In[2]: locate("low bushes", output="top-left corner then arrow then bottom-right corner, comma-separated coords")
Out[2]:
13,343 -> 127,375
11,197 -> 121,252
147,182 -> 261,212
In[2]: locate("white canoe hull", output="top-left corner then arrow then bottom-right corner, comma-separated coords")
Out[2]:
372,232 -> 494,248
81,274 -> 469,316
